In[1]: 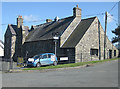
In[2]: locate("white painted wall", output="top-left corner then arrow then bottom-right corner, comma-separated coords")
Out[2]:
0,42 -> 4,56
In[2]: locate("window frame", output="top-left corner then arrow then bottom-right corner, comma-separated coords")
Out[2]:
90,48 -> 98,56
114,50 -> 116,56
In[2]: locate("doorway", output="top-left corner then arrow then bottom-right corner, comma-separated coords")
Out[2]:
109,50 -> 112,59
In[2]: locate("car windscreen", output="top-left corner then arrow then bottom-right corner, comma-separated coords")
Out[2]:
33,55 -> 39,59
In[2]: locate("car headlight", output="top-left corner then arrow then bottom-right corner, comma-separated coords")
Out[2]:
28,58 -> 34,62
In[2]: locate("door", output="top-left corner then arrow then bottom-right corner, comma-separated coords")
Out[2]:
40,54 -> 48,65
109,50 -> 112,59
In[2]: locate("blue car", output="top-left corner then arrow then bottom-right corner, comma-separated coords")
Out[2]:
27,53 -> 58,67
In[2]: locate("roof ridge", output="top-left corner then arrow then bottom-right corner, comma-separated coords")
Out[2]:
81,16 -> 97,21
32,16 -> 74,27
8,24 -> 16,35
0,40 -> 4,45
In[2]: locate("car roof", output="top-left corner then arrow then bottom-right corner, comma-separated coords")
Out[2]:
39,53 -> 54,55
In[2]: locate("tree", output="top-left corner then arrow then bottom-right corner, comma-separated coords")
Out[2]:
112,26 -> 120,44
112,26 -> 120,57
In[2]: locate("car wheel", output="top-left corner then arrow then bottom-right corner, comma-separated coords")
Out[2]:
36,63 -> 41,67
53,61 -> 57,66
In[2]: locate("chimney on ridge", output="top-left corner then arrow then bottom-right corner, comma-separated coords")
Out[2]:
73,5 -> 81,18
46,19 -> 52,23
17,15 -> 23,28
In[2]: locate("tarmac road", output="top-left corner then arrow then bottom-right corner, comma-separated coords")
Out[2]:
2,60 -> 118,87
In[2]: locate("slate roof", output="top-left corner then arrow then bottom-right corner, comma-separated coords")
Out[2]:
25,16 -> 75,42
0,40 -> 4,45
25,16 -> 96,48
8,24 -> 29,36
22,26 -> 29,36
62,17 -> 96,48
8,24 -> 16,35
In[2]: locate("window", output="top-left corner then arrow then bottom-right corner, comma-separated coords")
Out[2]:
48,54 -> 51,58
90,49 -> 98,56
43,55 -> 47,59
114,50 -> 116,56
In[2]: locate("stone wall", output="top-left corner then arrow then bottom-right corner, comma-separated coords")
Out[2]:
11,36 -> 16,58
75,17 -> 119,63
4,27 -> 12,59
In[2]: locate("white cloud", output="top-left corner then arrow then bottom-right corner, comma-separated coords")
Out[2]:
23,15 -> 39,22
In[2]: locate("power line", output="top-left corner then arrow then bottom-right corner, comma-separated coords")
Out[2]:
108,2 -> 118,13
0,3 -> 118,26
107,15 -> 119,26
83,2 -> 118,18
23,19 -> 46,23
107,15 -> 118,22
83,13 -> 105,17
0,19 -> 46,26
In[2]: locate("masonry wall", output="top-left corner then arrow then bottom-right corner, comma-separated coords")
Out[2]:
75,17 -> 119,63
4,27 -> 12,59
11,36 -> 16,58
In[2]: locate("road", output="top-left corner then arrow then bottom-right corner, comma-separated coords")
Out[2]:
2,60 -> 118,87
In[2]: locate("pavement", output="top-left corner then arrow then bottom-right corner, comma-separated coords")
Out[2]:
2,60 -> 119,87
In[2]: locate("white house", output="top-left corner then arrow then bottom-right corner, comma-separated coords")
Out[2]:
0,40 -> 4,57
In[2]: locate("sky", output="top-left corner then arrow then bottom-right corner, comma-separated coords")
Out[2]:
0,2 -> 119,44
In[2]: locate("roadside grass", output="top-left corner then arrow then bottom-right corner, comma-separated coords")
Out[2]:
23,58 -> 119,70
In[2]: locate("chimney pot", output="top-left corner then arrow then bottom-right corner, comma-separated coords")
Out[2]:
46,19 -> 52,23
17,15 -> 23,28
54,16 -> 59,21
76,5 -> 78,8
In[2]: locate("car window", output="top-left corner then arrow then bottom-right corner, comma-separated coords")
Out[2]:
48,54 -> 51,58
43,55 -> 47,59
39,55 -> 42,59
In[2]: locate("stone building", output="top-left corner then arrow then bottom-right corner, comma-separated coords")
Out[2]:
4,5 -> 119,63
4,16 -> 29,61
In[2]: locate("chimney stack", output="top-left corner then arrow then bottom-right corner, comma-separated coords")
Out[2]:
54,16 -> 59,21
17,15 -> 23,28
46,19 -> 52,23
73,5 -> 81,18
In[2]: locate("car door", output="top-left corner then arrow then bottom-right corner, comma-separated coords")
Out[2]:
40,54 -> 49,65
48,54 -> 54,64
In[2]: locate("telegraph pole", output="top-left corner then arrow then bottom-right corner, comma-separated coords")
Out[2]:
104,12 -> 107,59
98,20 -> 101,60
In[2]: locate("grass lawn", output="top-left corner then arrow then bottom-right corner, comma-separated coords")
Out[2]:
23,58 -> 119,70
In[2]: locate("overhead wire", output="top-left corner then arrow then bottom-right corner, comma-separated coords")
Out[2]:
0,2 -> 118,26
108,2 -> 118,13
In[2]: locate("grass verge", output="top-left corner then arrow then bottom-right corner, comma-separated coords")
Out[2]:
23,58 -> 119,71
